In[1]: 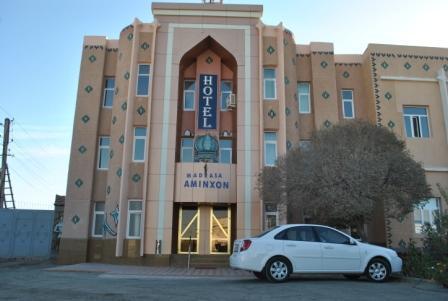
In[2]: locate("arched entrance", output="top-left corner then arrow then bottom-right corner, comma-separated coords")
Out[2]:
172,36 -> 238,255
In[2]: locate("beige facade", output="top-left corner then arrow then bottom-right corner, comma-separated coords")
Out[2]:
59,2 -> 448,264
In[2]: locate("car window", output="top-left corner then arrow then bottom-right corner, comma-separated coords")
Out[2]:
254,225 -> 280,238
314,227 -> 350,244
274,226 -> 317,242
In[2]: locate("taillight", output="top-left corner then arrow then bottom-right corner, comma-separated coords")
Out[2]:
240,239 -> 252,252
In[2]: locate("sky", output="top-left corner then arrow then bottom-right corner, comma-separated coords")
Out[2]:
1,0 -> 448,210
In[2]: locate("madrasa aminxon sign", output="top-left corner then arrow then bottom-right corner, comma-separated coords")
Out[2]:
198,74 -> 217,129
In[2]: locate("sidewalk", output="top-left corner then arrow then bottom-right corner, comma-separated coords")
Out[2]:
46,263 -> 254,279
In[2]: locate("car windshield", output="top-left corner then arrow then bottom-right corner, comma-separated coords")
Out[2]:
254,226 -> 280,238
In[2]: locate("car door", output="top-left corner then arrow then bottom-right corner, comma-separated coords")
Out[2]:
313,226 -> 361,272
275,226 -> 322,272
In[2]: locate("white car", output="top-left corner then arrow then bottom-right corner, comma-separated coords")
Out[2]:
230,224 -> 402,282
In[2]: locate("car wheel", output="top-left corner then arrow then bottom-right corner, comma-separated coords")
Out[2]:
253,271 -> 266,280
264,257 -> 291,283
343,274 -> 361,280
365,258 -> 390,282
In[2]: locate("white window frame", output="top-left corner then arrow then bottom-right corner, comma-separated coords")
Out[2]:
97,136 -> 110,170
91,202 -> 105,238
298,82 -> 311,114
341,89 -> 355,119
264,206 -> 279,230
220,80 -> 233,111
181,138 -> 194,162
126,200 -> 143,239
403,106 -> 430,138
132,127 -> 147,162
102,77 -> 115,108
219,139 -> 232,164
414,198 -> 440,234
183,80 -> 195,111
264,132 -> 278,167
263,68 -> 277,100
136,64 -> 150,97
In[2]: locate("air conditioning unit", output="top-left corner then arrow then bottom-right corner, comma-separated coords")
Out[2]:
226,94 -> 236,109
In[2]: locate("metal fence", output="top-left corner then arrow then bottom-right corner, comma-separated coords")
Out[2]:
0,209 -> 54,259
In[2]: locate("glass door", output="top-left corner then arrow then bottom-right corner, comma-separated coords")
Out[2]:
178,206 -> 199,254
210,206 -> 230,254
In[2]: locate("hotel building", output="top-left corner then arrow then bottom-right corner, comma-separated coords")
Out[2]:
59,1 -> 448,265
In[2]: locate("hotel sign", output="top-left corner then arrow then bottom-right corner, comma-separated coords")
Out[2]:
198,74 -> 217,129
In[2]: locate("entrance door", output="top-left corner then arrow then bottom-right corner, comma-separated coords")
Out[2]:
178,206 -> 199,254
210,206 -> 231,254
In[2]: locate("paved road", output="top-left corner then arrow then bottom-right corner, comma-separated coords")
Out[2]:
0,262 -> 446,301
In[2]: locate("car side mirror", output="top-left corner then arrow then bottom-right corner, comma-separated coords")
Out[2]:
349,238 -> 357,246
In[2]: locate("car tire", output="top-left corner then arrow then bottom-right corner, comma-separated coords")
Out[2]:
264,257 -> 291,283
253,271 -> 266,280
365,258 -> 390,282
343,274 -> 361,280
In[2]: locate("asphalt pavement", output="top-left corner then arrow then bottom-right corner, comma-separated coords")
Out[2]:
0,261 -> 446,301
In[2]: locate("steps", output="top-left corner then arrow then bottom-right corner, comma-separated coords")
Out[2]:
170,254 -> 230,268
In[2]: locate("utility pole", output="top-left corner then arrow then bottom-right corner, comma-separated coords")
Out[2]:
0,118 -> 15,209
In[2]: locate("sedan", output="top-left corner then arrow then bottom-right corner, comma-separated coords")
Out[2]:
230,224 -> 402,282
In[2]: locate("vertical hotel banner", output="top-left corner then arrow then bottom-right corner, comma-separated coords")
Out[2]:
198,74 -> 217,129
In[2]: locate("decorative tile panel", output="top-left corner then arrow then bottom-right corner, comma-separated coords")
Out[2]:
387,120 -> 395,129
71,215 -> 80,224
84,85 -> 93,93
324,120 -> 332,128
342,71 -> 350,78
116,168 -> 122,178
78,145 -> 87,154
384,92 -> 392,101
320,61 -> 328,68
322,91 -> 330,100
121,101 -> 127,111
81,114 -> 90,124
127,33 -> 133,41
404,62 -> 412,70
74,178 -> 83,188
88,55 -> 96,63
119,135 -> 125,144
266,45 -> 275,55
422,63 -> 430,71
132,174 -> 141,183
267,109 -> 276,119
141,42 -> 150,50
137,105 -> 145,116
381,61 -> 389,69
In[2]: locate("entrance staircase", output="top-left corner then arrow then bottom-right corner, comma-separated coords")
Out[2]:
170,254 -> 230,268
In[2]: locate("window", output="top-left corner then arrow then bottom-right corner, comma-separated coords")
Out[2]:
181,138 -> 194,162
103,77 -> 115,108
127,200 -> 142,238
298,83 -> 311,113
414,198 -> 440,233
275,226 -> 318,242
219,139 -> 232,164
263,68 -> 277,100
221,81 -> 232,110
133,127 -> 147,162
97,136 -> 110,170
341,90 -> 355,119
314,226 -> 350,244
136,64 -> 150,96
403,107 -> 430,138
183,80 -> 195,111
264,132 -> 277,166
264,203 -> 278,230
92,202 -> 105,237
